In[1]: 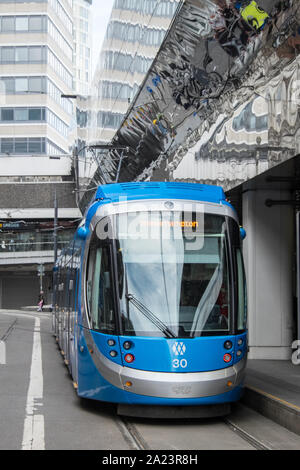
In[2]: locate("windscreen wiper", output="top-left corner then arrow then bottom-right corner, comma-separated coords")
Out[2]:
126,293 -> 177,339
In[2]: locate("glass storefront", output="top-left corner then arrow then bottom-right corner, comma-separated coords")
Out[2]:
0,229 -> 75,253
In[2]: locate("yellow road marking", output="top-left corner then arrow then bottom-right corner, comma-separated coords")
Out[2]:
247,385 -> 300,412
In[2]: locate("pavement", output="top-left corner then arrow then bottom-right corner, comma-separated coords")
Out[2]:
20,305 -> 52,313
243,359 -> 300,436
0,314 -> 17,340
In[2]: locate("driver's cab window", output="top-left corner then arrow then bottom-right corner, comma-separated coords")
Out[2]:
86,221 -> 116,333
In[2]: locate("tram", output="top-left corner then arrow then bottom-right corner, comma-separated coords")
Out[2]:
53,182 -> 247,417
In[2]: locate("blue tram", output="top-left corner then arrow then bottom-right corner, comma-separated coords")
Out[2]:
53,182 -> 247,417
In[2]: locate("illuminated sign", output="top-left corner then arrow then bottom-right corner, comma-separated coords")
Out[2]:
140,220 -> 199,228
0,222 -> 25,230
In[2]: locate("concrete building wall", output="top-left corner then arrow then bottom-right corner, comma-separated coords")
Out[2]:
0,182 -> 77,209
1,276 -> 38,309
0,272 -> 52,309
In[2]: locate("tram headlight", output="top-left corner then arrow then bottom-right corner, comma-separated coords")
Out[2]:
237,338 -> 243,346
107,339 -> 116,347
123,341 -> 132,350
109,350 -> 118,358
224,340 -> 233,350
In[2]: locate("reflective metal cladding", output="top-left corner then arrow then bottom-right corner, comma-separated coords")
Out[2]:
108,0 -> 300,190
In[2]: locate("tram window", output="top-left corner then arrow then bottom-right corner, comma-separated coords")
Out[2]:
236,248 -> 247,331
87,243 -> 116,333
116,211 -> 232,337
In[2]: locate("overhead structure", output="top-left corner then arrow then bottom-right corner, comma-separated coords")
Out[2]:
92,0 -> 300,189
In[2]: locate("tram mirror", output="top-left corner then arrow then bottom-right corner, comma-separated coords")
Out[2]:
78,226 -> 88,240
240,227 -> 246,240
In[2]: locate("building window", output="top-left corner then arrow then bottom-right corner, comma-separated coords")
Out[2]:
2,16 -> 14,32
1,109 -> 13,121
15,78 -> 28,93
14,109 -> 29,121
0,107 -> 68,136
16,47 -> 29,62
1,47 -> 14,62
1,138 -> 13,154
14,138 -> 27,153
28,139 -> 43,153
29,77 -> 43,93
16,16 -> 29,31
29,46 -> 42,62
0,137 -> 65,156
29,15 -> 43,31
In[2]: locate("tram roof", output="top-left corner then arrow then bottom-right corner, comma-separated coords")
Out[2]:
93,182 -> 227,205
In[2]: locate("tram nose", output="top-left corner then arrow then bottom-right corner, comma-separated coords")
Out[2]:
90,332 -> 246,373
111,335 -> 246,373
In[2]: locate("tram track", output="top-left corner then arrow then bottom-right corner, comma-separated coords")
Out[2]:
0,318 -> 17,342
223,416 -> 272,450
117,409 -> 274,451
117,417 -> 149,450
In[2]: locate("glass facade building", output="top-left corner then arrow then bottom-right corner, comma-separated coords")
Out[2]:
0,0 -> 81,310
72,0 -> 92,97
0,0 -> 75,156
89,0 -> 180,143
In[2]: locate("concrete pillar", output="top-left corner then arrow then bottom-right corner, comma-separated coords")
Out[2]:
243,189 -> 294,360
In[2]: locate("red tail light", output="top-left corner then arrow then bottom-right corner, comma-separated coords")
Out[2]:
223,353 -> 232,363
124,353 -> 135,364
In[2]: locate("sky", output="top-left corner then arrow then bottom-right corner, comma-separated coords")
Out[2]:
91,0 -> 115,74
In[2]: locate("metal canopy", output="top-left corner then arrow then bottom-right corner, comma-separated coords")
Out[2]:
103,0 -> 300,187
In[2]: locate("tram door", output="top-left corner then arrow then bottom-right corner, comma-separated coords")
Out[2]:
69,247 -> 80,381
297,212 -> 300,343
65,259 -> 72,367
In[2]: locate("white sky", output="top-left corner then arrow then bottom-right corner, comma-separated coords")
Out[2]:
91,0 -> 115,75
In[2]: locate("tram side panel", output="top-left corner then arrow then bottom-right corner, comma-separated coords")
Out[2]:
53,238 -> 84,386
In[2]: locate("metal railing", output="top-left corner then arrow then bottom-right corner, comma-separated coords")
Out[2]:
0,241 -> 69,253
0,231 -> 73,253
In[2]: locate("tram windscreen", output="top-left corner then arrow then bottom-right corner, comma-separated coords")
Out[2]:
115,211 -> 231,338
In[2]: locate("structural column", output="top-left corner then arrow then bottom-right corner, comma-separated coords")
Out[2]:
243,189 -> 294,360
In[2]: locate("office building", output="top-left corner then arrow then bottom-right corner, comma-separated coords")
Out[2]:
73,0 -> 93,97
0,0 -> 81,309
89,0 -> 180,144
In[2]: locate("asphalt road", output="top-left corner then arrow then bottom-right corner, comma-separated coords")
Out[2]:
0,310 -> 300,452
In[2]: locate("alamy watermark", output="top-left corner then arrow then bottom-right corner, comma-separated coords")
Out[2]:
291,340 -> 300,365
95,200 -> 207,251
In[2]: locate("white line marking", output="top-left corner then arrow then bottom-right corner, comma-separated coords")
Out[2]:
21,317 -> 45,450
0,340 -> 5,365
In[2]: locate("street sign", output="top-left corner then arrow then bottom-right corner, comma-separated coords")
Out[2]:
37,265 -> 45,274
0,222 -> 25,230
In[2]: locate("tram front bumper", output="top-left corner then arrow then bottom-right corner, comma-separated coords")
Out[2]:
119,358 -> 247,399
90,344 -> 246,399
